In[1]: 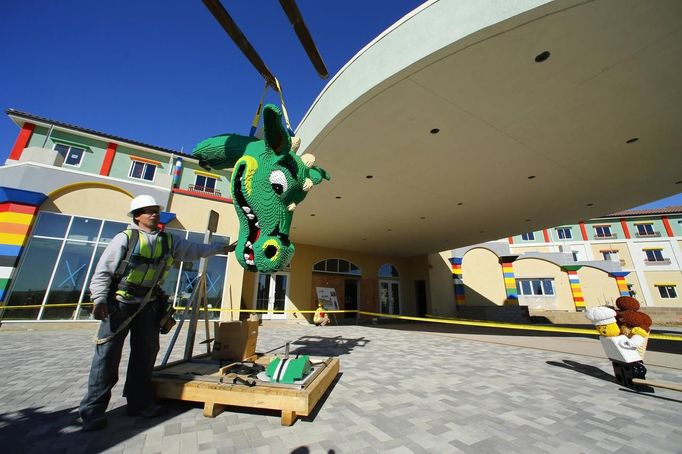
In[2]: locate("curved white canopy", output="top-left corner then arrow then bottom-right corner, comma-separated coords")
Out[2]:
293,0 -> 682,256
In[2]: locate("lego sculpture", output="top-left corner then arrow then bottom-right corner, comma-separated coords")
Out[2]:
192,104 -> 329,272
585,296 -> 652,388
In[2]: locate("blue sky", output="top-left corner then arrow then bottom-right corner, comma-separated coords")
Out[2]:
1,0 -> 679,210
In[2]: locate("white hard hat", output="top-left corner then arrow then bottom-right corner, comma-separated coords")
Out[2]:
128,195 -> 164,217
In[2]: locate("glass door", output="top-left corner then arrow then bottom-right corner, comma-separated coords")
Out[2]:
254,272 -> 289,320
379,280 -> 401,315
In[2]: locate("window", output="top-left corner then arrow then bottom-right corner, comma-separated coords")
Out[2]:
516,278 -> 555,296
556,228 -> 572,240
657,285 -> 677,299
4,213 -> 228,321
129,160 -> 156,181
194,174 -> 217,194
594,225 -> 612,238
602,250 -> 620,262
54,143 -> 85,167
636,224 -> 654,235
378,264 -> 400,278
312,258 -> 361,275
521,232 -> 535,241
645,249 -> 665,262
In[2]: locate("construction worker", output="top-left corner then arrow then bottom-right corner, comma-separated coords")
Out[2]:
313,302 -> 330,326
79,195 -> 236,431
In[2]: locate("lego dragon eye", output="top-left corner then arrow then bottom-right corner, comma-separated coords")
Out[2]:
269,170 -> 287,195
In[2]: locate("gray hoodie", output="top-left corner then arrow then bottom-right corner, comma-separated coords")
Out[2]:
89,223 -> 225,306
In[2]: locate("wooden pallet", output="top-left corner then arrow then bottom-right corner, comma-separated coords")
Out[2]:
152,355 -> 340,426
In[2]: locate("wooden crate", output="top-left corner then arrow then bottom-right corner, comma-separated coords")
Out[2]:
152,355 -> 340,426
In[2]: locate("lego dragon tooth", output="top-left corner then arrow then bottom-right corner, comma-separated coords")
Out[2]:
242,206 -> 251,213
247,214 -> 255,220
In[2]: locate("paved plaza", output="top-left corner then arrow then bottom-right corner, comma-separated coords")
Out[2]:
0,320 -> 681,453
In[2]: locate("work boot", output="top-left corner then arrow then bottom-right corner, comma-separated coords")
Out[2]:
126,404 -> 165,418
81,417 -> 107,432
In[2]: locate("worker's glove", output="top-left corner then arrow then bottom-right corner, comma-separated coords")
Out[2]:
92,302 -> 109,321
223,241 -> 237,254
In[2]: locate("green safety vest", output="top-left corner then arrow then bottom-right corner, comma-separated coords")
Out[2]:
115,229 -> 174,300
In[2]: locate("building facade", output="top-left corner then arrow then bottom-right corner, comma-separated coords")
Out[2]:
451,208 -> 682,312
0,109 -> 444,322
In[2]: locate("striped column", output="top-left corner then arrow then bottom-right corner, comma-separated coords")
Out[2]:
448,257 -> 465,305
609,271 -> 631,297
561,265 -> 585,311
172,157 -> 183,188
0,187 -> 47,303
8,122 -> 35,161
499,255 -> 519,298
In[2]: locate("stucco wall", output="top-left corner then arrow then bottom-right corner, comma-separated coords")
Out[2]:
513,258 -> 573,311
426,252 -> 455,316
579,266 -> 621,308
461,248 -> 506,306
43,184 -> 132,221
644,270 -> 682,307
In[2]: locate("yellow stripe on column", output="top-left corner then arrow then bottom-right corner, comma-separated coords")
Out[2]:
0,233 -> 29,246
0,212 -> 34,225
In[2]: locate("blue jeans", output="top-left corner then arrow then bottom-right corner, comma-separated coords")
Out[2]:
79,300 -> 160,422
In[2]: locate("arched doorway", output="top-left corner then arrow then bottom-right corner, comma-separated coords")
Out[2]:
378,263 -> 400,315
312,259 -> 361,319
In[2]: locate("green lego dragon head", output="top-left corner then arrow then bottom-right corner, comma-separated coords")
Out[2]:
192,104 -> 330,273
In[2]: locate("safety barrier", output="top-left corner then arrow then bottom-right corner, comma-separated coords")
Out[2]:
1,302 -> 681,342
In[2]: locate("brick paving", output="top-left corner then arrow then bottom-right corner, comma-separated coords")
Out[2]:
0,321 -> 681,453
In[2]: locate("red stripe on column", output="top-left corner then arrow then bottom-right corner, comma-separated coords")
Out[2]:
620,219 -> 631,239
579,222 -> 588,241
8,123 -> 35,160
100,142 -> 117,176
662,216 -> 674,237
0,203 -> 39,215
508,236 -> 514,244
543,229 -> 550,242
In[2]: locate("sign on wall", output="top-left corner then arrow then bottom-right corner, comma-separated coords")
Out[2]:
315,287 -> 339,310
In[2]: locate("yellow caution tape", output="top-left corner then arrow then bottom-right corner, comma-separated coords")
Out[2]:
0,303 -> 680,341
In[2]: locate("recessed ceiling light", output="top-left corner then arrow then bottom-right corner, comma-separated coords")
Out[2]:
366,175 -> 373,179
626,138 -> 639,144
387,229 -> 392,232
335,196 -> 342,199
527,175 -> 536,179
420,216 -> 426,220
676,180 -> 682,185
479,230 -> 484,233
457,202 -> 463,206
535,51 -> 550,63
525,219 -> 531,222
362,238 -> 367,241
310,214 -> 316,216
430,128 -> 440,134
586,203 -> 594,206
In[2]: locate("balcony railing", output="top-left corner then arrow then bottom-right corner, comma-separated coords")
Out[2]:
188,184 -> 221,197
593,234 -> 618,240
644,258 -> 671,265
635,231 -> 661,238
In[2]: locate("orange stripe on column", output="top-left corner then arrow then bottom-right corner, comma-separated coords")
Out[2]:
8,123 -> 35,160
662,216 -> 674,237
0,222 -> 31,235
543,229 -> 550,242
579,222 -> 588,241
100,142 -> 117,176
508,236 -> 514,244
620,219 -> 631,239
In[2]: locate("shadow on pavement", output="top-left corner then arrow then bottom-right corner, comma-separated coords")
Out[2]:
0,401 -> 192,453
546,359 -> 615,383
276,335 -> 370,357
362,321 -> 682,354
